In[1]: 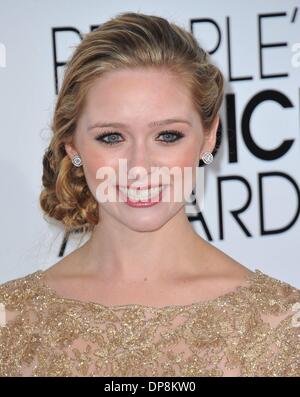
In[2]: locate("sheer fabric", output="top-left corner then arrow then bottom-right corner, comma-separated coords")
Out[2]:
0,269 -> 300,377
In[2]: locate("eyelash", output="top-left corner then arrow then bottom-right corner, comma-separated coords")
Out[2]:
95,130 -> 185,146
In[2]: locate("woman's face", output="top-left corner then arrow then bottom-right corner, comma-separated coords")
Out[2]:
65,67 -> 217,232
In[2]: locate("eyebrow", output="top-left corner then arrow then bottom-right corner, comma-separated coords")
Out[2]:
87,118 -> 192,130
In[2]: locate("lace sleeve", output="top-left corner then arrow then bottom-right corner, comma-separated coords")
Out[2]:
0,277 -> 41,376
239,280 -> 300,377
259,308 -> 300,376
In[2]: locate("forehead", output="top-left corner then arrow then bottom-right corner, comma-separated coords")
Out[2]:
83,67 -> 195,122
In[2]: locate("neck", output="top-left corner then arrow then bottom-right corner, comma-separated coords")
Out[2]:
78,208 -> 204,283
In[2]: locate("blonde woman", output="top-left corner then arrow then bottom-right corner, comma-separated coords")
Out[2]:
1,12 -> 300,377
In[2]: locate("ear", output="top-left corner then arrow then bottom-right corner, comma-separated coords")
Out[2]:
200,115 -> 220,158
64,142 -> 78,161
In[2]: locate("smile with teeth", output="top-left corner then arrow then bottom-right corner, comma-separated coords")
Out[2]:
118,186 -> 164,201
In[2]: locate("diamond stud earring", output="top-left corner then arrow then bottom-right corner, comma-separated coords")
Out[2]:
201,151 -> 213,165
72,154 -> 82,167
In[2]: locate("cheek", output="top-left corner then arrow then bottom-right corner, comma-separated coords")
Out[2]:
160,138 -> 197,162
162,146 -> 200,194
168,144 -> 199,170
81,148 -> 120,192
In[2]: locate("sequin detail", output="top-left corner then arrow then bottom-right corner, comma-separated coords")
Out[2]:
0,269 -> 300,377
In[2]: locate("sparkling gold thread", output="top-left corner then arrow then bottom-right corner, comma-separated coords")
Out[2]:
0,269 -> 300,376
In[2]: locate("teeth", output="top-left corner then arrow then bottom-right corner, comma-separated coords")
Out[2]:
119,186 -> 163,201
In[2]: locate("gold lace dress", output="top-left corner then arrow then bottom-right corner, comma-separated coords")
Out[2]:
0,268 -> 300,377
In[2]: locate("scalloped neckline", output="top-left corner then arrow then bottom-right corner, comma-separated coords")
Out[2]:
33,268 -> 263,312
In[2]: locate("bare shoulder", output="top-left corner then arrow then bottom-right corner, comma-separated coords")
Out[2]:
43,246 -> 85,280
183,238 -> 255,297
40,246 -> 89,298
198,237 -> 252,275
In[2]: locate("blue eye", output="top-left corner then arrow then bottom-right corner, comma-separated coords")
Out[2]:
95,132 -> 123,145
95,130 -> 185,145
157,131 -> 185,143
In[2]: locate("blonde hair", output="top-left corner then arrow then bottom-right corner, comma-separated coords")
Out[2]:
40,11 -> 224,236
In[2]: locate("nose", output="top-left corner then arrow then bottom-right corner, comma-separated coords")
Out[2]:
126,141 -> 156,184
127,141 -> 152,170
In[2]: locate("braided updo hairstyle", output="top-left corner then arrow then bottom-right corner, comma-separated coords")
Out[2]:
40,11 -> 224,236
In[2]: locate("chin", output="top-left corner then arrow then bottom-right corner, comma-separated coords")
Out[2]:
120,219 -> 171,233
114,203 -> 185,232
115,210 -> 169,231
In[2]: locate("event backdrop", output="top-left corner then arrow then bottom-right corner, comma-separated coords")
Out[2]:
0,0 -> 299,287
